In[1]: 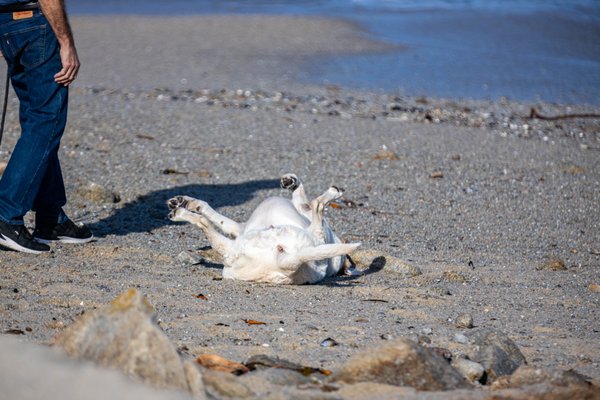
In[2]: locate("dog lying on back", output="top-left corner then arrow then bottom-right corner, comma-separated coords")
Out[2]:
167,173 -> 360,284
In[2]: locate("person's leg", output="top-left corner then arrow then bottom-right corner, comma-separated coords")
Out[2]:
0,11 -> 66,226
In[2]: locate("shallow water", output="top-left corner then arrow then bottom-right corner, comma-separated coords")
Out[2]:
69,0 -> 600,105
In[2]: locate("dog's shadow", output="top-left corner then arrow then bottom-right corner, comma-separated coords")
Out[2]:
87,179 -> 279,238
322,256 -> 387,286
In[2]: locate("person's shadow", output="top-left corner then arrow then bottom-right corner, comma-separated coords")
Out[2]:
87,179 -> 279,238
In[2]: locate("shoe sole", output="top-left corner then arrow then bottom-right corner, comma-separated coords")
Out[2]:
0,234 -> 49,254
35,236 -> 94,245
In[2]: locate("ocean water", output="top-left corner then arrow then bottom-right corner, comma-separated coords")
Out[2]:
69,0 -> 600,105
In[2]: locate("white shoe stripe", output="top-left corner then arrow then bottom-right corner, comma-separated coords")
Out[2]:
0,234 -> 45,254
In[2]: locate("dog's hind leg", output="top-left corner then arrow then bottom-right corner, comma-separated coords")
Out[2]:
167,196 -> 242,238
308,186 -> 344,242
168,207 -> 234,255
281,173 -> 311,219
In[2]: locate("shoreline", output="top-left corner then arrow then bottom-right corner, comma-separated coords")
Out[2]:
68,10 -> 600,106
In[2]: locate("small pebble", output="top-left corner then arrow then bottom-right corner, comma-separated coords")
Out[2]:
455,314 -> 474,329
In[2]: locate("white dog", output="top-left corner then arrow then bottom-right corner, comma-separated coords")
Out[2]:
167,173 -> 360,284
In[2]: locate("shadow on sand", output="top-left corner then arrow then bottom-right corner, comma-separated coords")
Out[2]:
87,179 -> 279,238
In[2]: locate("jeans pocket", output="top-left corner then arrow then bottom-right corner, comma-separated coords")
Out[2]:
5,23 -> 47,69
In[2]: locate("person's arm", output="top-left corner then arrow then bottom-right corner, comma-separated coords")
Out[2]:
38,0 -> 80,86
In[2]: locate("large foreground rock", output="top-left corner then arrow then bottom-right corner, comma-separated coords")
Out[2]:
331,338 -> 470,390
0,336 -> 189,400
53,288 -> 204,397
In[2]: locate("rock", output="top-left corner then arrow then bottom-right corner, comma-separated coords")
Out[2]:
350,249 -> 422,277
505,365 -> 592,388
76,181 -> 120,204
0,335 -> 191,400
176,250 -> 203,264
452,358 -> 485,383
202,370 -> 255,399
490,366 -> 598,400
0,160 -> 7,175
454,333 -> 470,344
331,338 -> 470,391
467,328 -> 527,383
455,313 -> 474,329
53,288 -> 204,397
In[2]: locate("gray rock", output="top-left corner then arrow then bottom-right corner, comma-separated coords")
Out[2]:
53,288 -> 204,397
467,328 -> 527,383
331,338 -> 470,391
202,369 -> 255,399
454,333 -> 470,344
350,249 -> 422,277
451,358 -> 485,383
176,250 -> 203,264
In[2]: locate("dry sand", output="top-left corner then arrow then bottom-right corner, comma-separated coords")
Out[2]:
0,14 -> 599,398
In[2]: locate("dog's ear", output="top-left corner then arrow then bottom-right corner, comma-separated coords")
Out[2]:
297,243 -> 360,262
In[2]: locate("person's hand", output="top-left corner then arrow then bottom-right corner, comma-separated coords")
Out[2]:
54,44 -> 80,86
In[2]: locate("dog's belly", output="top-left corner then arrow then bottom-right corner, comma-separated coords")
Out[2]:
243,197 -> 309,233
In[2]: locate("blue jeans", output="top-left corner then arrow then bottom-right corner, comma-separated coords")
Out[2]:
0,8 -> 68,226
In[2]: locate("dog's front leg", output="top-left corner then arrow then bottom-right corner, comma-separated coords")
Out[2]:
167,195 -> 242,238
168,207 -> 233,255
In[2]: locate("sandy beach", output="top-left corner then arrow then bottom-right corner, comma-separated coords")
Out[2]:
1,14 -> 599,399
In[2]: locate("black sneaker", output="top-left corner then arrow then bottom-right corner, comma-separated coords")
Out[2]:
0,221 -> 51,254
33,219 -> 93,244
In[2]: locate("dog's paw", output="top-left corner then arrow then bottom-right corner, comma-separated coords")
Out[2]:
328,186 -> 344,199
280,173 -> 299,191
167,196 -> 188,210
168,207 -> 188,222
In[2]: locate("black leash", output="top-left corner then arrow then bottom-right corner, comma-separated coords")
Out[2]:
0,67 -> 8,147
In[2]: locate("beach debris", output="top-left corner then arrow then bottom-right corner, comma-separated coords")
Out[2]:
430,171 -> 444,179
529,107 -> 600,120
4,328 -> 25,335
331,338 -> 470,390
76,181 -> 120,204
196,354 -> 249,375
161,168 -> 189,175
443,270 -> 468,283
320,337 -> 339,347
135,133 -> 155,140
429,347 -> 453,361
52,288 -> 205,395
244,354 -> 332,376
563,164 -> 585,175
372,146 -> 400,161
588,283 -> 600,293
194,293 -> 208,300
243,319 -> 266,325
536,258 -> 567,271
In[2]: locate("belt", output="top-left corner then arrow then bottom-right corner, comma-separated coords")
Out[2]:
0,1 -> 39,13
